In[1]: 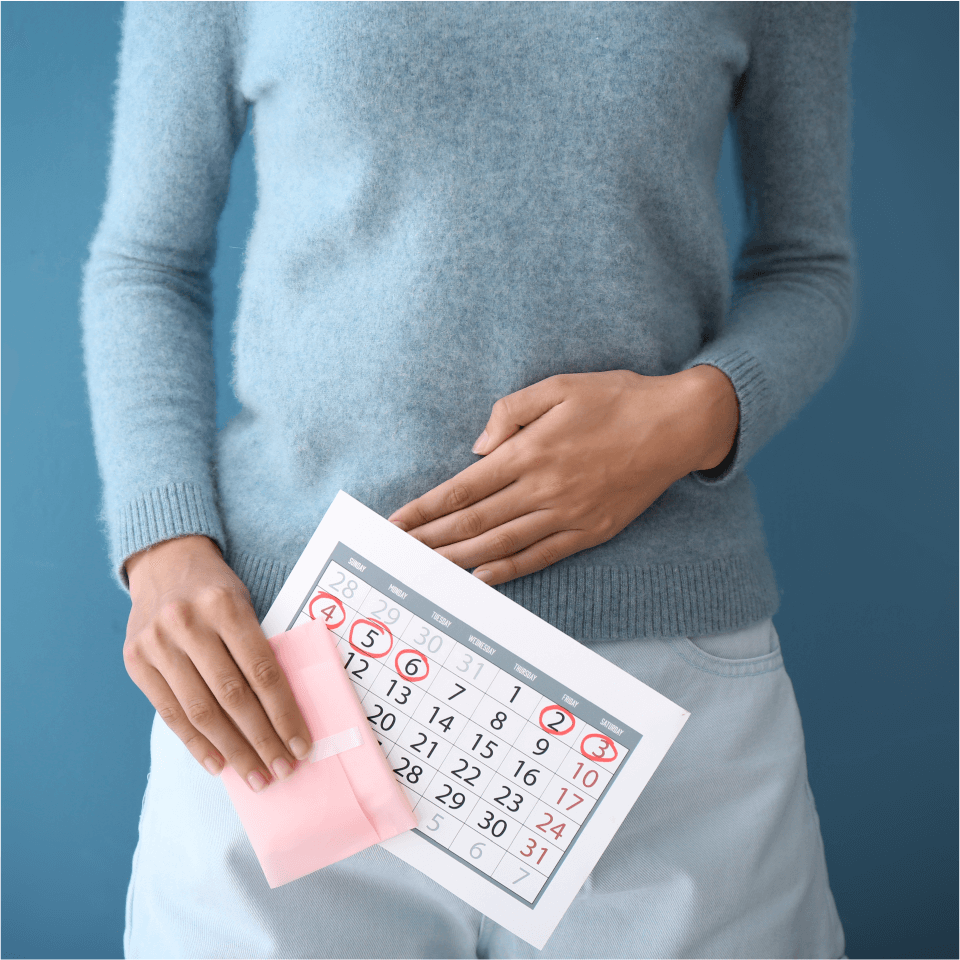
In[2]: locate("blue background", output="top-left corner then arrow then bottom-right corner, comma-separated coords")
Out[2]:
2,3 -> 957,958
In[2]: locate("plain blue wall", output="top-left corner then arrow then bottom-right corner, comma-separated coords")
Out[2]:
2,3 -> 956,958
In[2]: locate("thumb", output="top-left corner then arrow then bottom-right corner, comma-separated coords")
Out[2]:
472,376 -> 566,455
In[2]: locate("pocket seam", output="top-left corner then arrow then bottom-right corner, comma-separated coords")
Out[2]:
666,634 -> 784,678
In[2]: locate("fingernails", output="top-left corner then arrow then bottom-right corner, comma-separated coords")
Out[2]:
288,736 -> 310,760
472,431 -> 489,455
474,568 -> 494,583
247,770 -> 269,793
390,519 -> 409,532
203,756 -> 223,776
272,757 -> 295,781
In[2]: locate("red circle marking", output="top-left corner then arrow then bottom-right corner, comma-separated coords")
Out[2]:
348,618 -> 394,658
308,592 -> 346,629
580,733 -> 618,762
539,705 -> 575,736
394,648 -> 430,682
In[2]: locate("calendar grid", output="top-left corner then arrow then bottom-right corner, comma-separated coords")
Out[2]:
290,542 -> 641,907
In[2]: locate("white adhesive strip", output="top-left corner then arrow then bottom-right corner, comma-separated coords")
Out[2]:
308,726 -> 364,763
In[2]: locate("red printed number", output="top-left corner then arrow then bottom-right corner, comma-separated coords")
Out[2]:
572,762 -> 599,789
534,811 -> 566,841
520,837 -> 549,865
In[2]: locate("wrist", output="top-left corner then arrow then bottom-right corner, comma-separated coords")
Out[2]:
126,535 -> 223,593
674,365 -> 740,473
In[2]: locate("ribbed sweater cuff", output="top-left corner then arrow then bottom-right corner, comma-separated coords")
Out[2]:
683,348 -> 771,486
113,481 -> 226,588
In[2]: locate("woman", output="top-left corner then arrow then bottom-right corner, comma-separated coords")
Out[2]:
82,2 -> 854,957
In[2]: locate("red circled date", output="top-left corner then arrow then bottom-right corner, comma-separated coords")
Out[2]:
394,648 -> 430,682
580,733 -> 618,762
538,704 -> 575,736
348,618 -> 394,658
308,592 -> 346,629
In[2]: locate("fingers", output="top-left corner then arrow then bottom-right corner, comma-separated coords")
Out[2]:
127,657 -> 270,789
206,598 -> 312,763
471,376 -> 567,456
472,529 -> 588,586
402,482 -> 523,550
434,508 -> 556,571
388,377 -> 570,532
388,451 -> 518,532
125,584 -> 313,793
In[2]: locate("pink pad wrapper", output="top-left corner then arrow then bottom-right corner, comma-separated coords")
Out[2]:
220,618 -> 418,888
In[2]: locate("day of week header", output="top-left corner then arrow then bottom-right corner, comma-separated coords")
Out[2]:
600,718 -> 625,737
348,557 -> 366,572
388,584 -> 408,600
432,612 -> 452,627
514,663 -> 537,681
467,634 -> 496,655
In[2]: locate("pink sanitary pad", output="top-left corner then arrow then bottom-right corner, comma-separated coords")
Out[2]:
221,618 -> 418,888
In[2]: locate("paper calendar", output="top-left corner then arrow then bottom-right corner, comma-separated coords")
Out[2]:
262,491 -> 689,949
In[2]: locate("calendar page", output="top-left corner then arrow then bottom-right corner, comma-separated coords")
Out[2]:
262,491 -> 690,949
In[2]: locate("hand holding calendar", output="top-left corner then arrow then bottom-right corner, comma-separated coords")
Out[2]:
253,491 -> 690,949
123,534 -> 311,791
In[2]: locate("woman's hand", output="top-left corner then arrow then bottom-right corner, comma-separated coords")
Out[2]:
124,535 -> 313,792
388,366 -> 739,586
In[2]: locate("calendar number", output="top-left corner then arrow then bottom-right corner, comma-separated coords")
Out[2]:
512,867 -> 531,884
425,814 -> 444,832
366,703 -> 397,731
572,761 -> 600,789
328,572 -> 357,598
349,618 -> 394,658
391,757 -> 424,784
539,705 -> 575,735
343,651 -> 370,679
512,759 -> 540,787
435,784 -> 466,809
451,759 -> 482,786
470,733 -> 498,759
490,711 -> 507,730
477,810 -> 508,837
532,738 -> 550,755
385,679 -> 412,705
410,732 -> 439,759
308,592 -> 345,628
555,786 -> 585,811
519,837 -> 549,865
395,649 -> 430,681
534,810 -> 567,841
454,651 -> 486,680
580,733 -> 618,762
416,627 -> 445,653
369,598 -> 401,625
428,706 -> 455,733
493,784 -> 524,814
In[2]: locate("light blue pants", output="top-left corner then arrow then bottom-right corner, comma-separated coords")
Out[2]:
124,618 -> 844,959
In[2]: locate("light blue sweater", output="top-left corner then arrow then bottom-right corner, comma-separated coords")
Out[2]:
81,1 -> 855,639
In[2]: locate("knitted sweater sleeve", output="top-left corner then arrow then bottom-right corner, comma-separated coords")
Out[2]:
683,2 -> 857,484
80,1 -> 246,586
